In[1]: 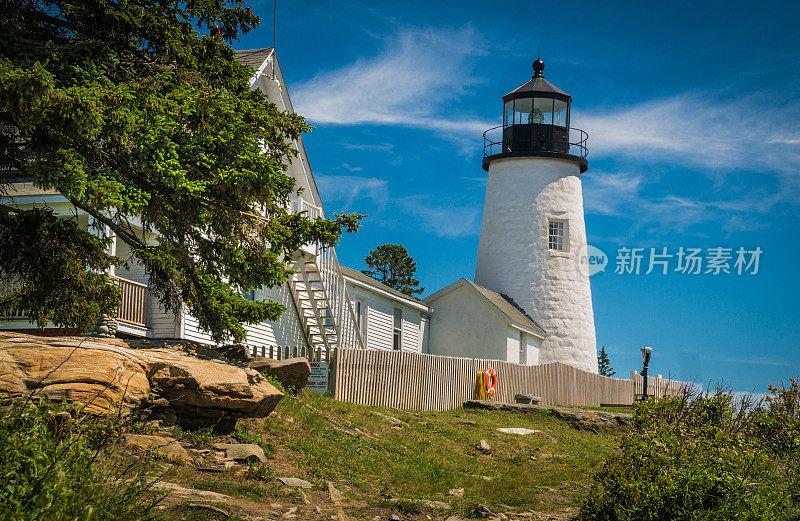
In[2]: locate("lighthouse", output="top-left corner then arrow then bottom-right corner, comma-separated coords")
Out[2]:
474,58 -> 598,373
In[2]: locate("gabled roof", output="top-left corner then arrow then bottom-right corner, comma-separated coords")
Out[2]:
424,279 -> 546,338
234,48 -> 274,70
340,266 -> 428,310
231,47 -> 326,217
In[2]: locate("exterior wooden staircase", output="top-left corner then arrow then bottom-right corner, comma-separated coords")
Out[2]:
290,261 -> 336,359
287,199 -> 365,362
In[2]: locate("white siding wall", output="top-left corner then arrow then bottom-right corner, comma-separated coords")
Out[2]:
419,315 -> 430,353
426,286 -> 508,360
182,313 -> 214,344
402,309 -> 421,352
526,333 -> 541,366
347,285 -> 424,353
504,328 -> 543,365
506,328 -> 521,364
182,282 -> 308,351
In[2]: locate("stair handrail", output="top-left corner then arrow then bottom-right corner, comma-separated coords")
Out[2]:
289,197 -> 366,352
316,243 -> 366,351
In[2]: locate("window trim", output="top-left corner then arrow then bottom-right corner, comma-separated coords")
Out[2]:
355,298 -> 368,342
547,219 -> 569,253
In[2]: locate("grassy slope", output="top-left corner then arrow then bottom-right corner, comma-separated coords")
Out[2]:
159,391 -> 619,519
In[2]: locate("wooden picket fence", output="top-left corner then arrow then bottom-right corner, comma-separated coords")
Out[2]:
333,349 -> 685,411
630,370 -> 685,399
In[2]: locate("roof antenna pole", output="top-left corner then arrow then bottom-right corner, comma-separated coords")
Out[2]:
271,0 -> 277,79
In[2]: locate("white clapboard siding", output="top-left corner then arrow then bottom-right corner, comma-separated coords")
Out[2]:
401,307 -> 421,352
365,295 -> 394,351
181,282 -> 309,350
334,349 -> 686,411
347,287 -> 423,353
181,313 -> 214,343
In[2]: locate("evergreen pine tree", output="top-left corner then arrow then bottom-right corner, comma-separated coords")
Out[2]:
598,346 -> 616,377
362,244 -> 424,297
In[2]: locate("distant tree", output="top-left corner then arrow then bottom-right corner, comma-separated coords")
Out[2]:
598,346 -> 616,377
362,244 -> 424,297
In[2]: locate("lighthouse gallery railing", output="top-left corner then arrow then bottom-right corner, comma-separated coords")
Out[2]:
483,125 -> 588,159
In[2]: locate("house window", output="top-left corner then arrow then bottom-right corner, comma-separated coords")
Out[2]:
519,331 -> 527,365
355,299 -> 368,341
393,306 -> 403,351
242,289 -> 256,301
548,219 -> 567,252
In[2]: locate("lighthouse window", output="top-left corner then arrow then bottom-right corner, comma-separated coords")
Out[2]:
533,97 -> 553,124
504,101 -> 514,126
553,99 -> 568,126
512,98 -> 532,124
548,219 -> 567,251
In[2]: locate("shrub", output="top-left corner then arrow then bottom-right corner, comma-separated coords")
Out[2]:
579,380 -> 800,520
0,399 -> 163,520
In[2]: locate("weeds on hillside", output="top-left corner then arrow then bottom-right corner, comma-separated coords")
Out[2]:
580,380 -> 800,520
0,398 -> 164,520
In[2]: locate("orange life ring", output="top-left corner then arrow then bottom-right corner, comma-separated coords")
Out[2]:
484,366 -> 497,397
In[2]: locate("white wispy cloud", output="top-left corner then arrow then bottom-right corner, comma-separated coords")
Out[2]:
319,173 -> 480,238
397,194 -> 481,238
340,142 -> 395,152
342,163 -> 364,172
584,169 -> 797,235
293,27 -> 491,136
583,172 -> 710,233
315,175 -> 388,209
578,94 -> 800,176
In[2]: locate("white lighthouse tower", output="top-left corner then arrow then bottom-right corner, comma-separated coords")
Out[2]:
474,58 -> 598,373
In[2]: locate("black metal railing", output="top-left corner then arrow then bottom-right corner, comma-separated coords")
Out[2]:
483,124 -> 588,159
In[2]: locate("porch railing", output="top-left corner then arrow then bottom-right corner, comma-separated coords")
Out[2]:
110,276 -> 149,327
2,276 -> 149,328
0,280 -> 28,319
291,198 -> 324,220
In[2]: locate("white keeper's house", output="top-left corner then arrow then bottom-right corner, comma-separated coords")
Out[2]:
2,51 -> 598,373
0,48 -> 421,361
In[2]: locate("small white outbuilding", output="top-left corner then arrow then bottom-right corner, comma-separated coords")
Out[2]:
423,279 -> 545,365
341,266 -> 431,353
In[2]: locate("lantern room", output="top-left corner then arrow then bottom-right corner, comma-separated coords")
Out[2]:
482,58 -> 588,172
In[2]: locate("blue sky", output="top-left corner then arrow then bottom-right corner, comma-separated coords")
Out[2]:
237,0 -> 800,392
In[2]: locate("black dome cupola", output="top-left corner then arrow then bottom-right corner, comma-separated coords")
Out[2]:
482,57 -> 588,172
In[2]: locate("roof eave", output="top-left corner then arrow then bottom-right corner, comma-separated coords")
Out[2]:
501,90 -> 572,103
342,273 -> 429,311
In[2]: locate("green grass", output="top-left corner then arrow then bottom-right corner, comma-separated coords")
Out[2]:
154,504 -> 248,521
220,391 -> 620,513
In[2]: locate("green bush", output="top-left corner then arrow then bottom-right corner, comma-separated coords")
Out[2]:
579,380 -> 800,520
0,399 -> 163,520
